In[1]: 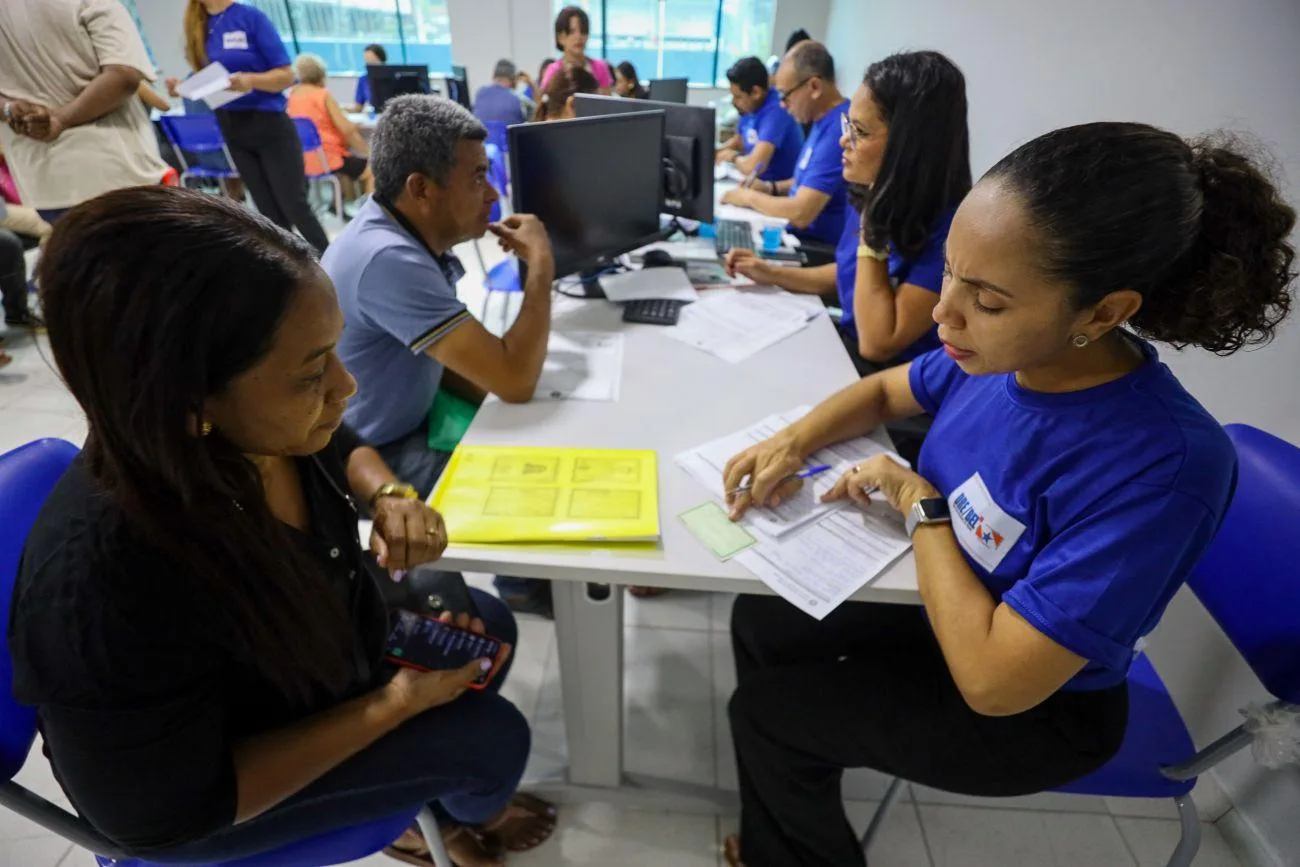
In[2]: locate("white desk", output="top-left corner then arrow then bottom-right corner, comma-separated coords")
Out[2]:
434,291 -> 919,796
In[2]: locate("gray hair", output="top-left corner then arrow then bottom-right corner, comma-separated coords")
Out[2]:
294,52 -> 327,85
786,40 -> 836,84
493,59 -> 518,81
370,95 -> 488,201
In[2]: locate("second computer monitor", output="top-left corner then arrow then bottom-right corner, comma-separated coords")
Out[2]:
447,64 -> 471,110
648,78 -> 689,104
509,111 -> 666,281
368,64 -> 431,112
573,94 -> 715,223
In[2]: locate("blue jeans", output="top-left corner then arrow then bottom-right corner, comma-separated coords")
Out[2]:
377,422 -> 547,602
137,588 -> 528,862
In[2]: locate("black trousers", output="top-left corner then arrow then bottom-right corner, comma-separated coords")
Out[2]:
729,596 -> 1128,867
215,109 -> 330,253
0,228 -> 29,322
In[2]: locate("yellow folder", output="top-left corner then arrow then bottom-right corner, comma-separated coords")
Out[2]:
430,446 -> 660,544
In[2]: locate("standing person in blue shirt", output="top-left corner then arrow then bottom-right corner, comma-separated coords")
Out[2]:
167,0 -> 329,253
726,51 -> 970,378
349,43 -> 386,112
715,57 -> 803,185
473,59 -> 531,125
717,122 -> 1296,867
722,41 -> 848,265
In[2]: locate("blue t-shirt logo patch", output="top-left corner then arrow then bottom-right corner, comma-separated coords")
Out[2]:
798,144 -> 813,171
745,129 -> 759,146
223,30 -> 249,50
948,472 -> 1025,572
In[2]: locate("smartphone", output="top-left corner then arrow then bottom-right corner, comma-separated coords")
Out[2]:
384,609 -> 511,690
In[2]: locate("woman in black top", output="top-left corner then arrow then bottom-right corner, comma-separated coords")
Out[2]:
11,187 -> 556,867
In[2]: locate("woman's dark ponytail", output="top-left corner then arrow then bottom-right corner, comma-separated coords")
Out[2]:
985,123 -> 1296,355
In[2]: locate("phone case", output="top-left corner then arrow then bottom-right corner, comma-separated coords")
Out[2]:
385,611 -> 512,690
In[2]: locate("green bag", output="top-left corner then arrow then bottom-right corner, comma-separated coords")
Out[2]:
427,389 -> 479,453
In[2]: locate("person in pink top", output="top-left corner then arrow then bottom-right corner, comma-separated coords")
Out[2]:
287,53 -> 372,195
541,6 -> 614,95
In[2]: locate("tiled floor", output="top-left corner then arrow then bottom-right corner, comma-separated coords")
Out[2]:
0,235 -> 1257,866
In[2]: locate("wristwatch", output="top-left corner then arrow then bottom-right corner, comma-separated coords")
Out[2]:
369,481 -> 419,509
905,497 -> 951,538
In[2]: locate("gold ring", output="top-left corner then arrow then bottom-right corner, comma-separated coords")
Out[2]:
426,528 -> 439,537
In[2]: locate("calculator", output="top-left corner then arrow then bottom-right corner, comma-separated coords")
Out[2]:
622,299 -> 688,326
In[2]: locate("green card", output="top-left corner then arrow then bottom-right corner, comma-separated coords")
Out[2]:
679,501 -> 758,560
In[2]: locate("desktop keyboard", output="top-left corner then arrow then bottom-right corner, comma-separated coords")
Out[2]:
715,219 -> 756,255
622,299 -> 688,326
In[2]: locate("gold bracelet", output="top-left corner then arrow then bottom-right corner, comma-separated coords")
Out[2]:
857,244 -> 889,261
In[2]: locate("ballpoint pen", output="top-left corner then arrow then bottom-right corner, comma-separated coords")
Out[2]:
727,463 -> 832,497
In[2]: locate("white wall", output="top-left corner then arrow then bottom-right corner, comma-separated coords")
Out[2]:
133,0 -> 187,80
826,0 -> 1300,861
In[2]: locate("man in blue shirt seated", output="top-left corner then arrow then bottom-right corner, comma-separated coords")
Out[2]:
349,44 -> 386,112
721,41 -> 849,262
716,57 -> 804,184
322,94 -> 556,614
473,59 -> 534,125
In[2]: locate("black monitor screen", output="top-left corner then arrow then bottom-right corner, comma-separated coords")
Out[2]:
369,64 -> 430,112
648,78 -> 688,104
509,112 -> 666,279
448,65 -> 471,109
573,94 -> 715,223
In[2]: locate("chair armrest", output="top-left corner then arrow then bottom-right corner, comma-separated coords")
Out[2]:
0,781 -> 128,860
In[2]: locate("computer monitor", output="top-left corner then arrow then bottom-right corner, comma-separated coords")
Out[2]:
368,64 -> 431,112
509,111 -> 666,286
648,78 -> 688,104
447,64 -> 471,110
573,94 -> 715,223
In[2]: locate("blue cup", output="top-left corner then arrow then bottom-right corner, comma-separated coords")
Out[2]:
761,226 -> 783,252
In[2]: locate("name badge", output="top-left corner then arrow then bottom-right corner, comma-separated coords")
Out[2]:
948,472 -> 1026,573
798,145 -> 812,171
223,30 -> 249,50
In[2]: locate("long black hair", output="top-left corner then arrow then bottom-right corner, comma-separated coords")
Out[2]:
616,61 -> 648,99
856,50 -> 971,260
38,186 -> 358,705
986,123 -> 1296,354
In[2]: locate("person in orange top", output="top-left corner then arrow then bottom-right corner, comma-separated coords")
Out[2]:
287,53 -> 372,195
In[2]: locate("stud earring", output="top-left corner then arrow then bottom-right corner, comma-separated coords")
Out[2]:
1071,334 -> 1091,349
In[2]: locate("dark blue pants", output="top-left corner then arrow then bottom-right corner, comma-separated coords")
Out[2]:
139,588 -> 528,862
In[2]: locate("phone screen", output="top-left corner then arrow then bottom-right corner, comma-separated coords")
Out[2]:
385,609 -> 505,687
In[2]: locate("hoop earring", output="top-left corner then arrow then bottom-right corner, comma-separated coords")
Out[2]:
201,421 -> 213,437
1071,334 -> 1091,349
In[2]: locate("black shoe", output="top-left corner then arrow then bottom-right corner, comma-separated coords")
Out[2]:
4,310 -> 44,330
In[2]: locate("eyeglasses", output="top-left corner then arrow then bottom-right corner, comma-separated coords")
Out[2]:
778,76 -> 816,104
840,113 -> 864,148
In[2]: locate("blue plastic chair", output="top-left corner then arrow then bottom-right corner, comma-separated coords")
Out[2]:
862,424 -> 1300,867
0,440 -> 452,867
158,116 -> 240,196
292,117 -> 344,222
482,121 -> 511,171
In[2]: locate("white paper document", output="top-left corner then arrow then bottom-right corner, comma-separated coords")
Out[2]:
600,268 -> 699,303
660,290 -> 813,363
177,62 -> 242,109
676,407 -> 903,539
735,508 -> 911,619
531,332 -> 624,402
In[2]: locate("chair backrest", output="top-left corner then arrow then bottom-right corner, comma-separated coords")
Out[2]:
483,120 -> 511,157
0,440 -> 78,781
293,117 -> 324,151
1187,424 -> 1300,704
484,143 -> 510,223
159,115 -> 226,154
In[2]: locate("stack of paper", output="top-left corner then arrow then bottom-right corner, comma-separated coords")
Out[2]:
432,446 -> 659,543
177,62 -> 242,109
676,407 -> 912,618
531,332 -> 624,402
599,268 -> 699,303
660,289 -> 821,363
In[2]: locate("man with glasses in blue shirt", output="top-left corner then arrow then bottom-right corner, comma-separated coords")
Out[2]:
721,41 -> 849,265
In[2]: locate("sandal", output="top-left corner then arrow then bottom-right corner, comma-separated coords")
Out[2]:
383,823 -> 503,867
723,834 -> 746,867
478,791 -> 558,853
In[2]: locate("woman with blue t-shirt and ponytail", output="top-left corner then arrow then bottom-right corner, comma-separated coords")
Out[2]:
168,0 -> 330,253
719,123 -> 1296,867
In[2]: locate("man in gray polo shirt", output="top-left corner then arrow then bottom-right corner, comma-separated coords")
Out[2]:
323,94 -> 555,613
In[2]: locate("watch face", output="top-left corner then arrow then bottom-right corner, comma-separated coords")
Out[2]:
918,498 -> 950,521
